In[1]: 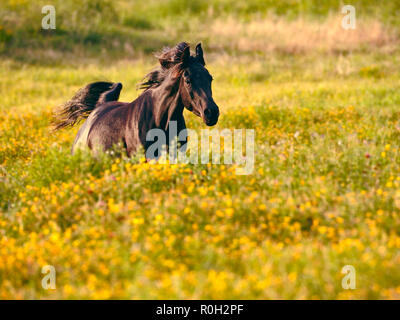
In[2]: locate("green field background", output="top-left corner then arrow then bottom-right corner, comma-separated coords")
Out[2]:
0,0 -> 399,299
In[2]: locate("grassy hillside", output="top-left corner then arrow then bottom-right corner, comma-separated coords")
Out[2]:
0,0 -> 400,299
1,0 -> 399,61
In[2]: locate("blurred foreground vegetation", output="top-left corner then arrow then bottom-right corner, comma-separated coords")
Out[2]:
1,0 -> 400,299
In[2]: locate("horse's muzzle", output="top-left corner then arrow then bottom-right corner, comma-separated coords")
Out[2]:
203,103 -> 219,126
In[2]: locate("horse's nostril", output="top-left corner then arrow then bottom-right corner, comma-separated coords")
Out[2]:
204,108 -> 212,118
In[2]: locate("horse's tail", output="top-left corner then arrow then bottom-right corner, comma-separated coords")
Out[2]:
53,81 -> 122,130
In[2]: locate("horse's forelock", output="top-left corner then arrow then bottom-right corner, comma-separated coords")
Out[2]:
140,42 -> 191,90
173,42 -> 190,62
157,42 -> 189,68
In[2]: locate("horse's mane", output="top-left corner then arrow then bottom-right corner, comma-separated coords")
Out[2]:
139,42 -> 191,90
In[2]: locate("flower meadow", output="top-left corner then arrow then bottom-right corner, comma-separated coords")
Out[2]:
1,52 -> 400,299
1,0 -> 400,300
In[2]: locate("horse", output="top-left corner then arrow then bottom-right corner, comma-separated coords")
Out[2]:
53,42 -> 219,157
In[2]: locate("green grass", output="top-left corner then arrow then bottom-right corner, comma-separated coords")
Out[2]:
0,0 -> 400,299
2,0 -> 399,60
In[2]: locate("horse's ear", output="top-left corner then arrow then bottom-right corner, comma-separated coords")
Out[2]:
195,43 -> 205,66
181,44 -> 190,66
159,42 -> 190,68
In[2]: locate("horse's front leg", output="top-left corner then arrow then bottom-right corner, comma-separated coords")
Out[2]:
176,115 -> 188,152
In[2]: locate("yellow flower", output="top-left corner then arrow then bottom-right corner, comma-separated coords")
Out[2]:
225,208 -> 234,217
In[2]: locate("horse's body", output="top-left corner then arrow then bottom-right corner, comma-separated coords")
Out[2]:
54,42 -> 219,157
72,89 -> 187,156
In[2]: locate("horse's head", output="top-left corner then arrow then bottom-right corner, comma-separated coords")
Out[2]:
155,42 -> 219,126
178,43 -> 219,126
175,43 -> 219,126
141,42 -> 219,127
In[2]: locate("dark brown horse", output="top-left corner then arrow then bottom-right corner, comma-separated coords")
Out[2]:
54,42 -> 219,157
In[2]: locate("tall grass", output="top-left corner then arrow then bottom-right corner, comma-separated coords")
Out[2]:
1,0 -> 400,300
1,0 -> 399,60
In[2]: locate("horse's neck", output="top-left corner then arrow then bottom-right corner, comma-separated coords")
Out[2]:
150,81 -> 185,131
